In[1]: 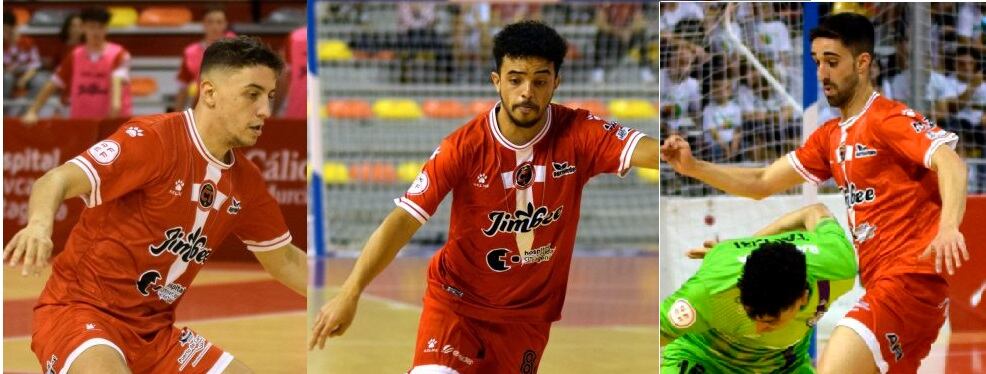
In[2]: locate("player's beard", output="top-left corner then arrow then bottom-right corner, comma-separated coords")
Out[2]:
500,92 -> 544,129
823,71 -> 858,108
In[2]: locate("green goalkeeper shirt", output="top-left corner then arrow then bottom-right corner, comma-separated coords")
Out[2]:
660,218 -> 858,371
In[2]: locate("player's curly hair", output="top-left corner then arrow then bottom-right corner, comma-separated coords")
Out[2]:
492,20 -> 568,75
737,241 -> 809,320
201,35 -> 284,76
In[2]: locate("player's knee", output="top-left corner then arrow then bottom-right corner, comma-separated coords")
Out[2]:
408,364 -> 462,374
67,344 -> 130,374
220,358 -> 254,374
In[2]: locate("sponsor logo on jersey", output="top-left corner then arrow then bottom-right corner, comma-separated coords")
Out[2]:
486,244 -> 556,271
842,183 -> 876,208
521,350 -> 538,374
170,180 -> 184,196
125,126 -> 144,137
444,284 -> 464,298
227,198 -> 241,214
87,140 -> 120,165
439,344 -> 474,366
729,233 -> 810,249
177,327 -> 210,370
885,333 -> 904,361
514,162 -> 535,190
424,338 -> 439,353
408,172 -> 429,195
854,144 -> 877,158
925,128 -> 953,141
669,298 -> 697,328
853,222 -> 876,243
474,173 -> 489,188
616,126 -> 631,140
198,182 -> 216,209
911,121 -> 927,133
551,162 -> 576,178
587,113 -> 604,122
602,121 -> 617,132
430,146 -> 440,160
149,227 -> 213,264
45,354 -> 57,374
483,203 -> 563,237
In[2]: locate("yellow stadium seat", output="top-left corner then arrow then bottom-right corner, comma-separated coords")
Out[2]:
322,162 -> 350,185
397,161 -> 425,183
373,99 -> 422,120
318,39 -> 353,61
108,7 -> 138,28
636,168 -> 660,184
608,99 -> 657,120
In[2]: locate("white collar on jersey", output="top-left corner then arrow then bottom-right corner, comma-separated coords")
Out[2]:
487,101 -> 553,151
838,91 -> 879,129
183,109 -> 234,169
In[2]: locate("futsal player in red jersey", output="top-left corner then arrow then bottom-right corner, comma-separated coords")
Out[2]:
310,21 -> 660,373
5,36 -> 307,373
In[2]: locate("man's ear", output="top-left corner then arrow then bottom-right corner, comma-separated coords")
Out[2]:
490,70 -> 501,94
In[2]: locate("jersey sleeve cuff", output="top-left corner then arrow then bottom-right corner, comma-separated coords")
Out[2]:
242,231 -> 292,252
67,156 -> 101,208
394,197 -> 430,224
617,130 -> 646,178
786,151 -> 824,185
922,131 -> 959,168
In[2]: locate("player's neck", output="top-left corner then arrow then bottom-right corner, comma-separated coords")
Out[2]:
190,107 -> 234,163
839,82 -> 876,120
84,39 -> 106,52
495,107 -> 547,146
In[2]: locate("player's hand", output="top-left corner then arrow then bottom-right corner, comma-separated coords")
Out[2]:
309,291 -> 360,350
686,240 -> 718,259
21,110 -> 39,126
919,227 -> 968,275
661,135 -> 697,175
3,224 -> 54,276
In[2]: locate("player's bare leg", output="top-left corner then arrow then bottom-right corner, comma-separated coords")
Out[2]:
66,344 -> 130,374
817,326 -> 880,374
221,358 -> 254,374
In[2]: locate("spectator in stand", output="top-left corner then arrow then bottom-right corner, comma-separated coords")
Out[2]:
4,10 -> 43,115
591,3 -> 653,83
279,25 -> 307,119
21,7 -> 131,124
888,37 -> 951,106
53,13 -> 84,69
397,3 -> 452,83
173,7 -> 234,111
735,63 -> 796,160
702,70 -> 744,161
660,43 -> 701,137
936,46 -> 986,156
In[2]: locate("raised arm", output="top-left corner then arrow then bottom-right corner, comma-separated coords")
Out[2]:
308,207 -> 423,350
661,134 -> 805,199
3,163 -> 92,275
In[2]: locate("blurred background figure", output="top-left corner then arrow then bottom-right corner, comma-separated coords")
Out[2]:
4,10 -> 44,116
172,6 -> 232,111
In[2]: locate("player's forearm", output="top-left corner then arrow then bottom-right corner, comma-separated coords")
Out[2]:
258,244 -> 307,296
26,81 -> 58,115
932,149 -> 967,229
111,76 -> 122,113
26,167 -> 77,234
686,161 -> 773,199
754,203 -> 831,236
339,209 -> 421,297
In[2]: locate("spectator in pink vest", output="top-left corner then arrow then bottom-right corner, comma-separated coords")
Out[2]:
279,26 -> 307,119
22,7 -> 131,124
173,7 -> 234,111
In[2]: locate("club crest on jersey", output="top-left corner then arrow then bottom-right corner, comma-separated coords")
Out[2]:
149,227 -> 212,264
87,140 -> 120,165
486,244 -> 556,271
854,144 -> 877,158
483,203 -> 563,237
227,198 -> 241,214
514,162 -> 535,190
408,172 -> 429,195
841,183 -> 876,208
669,298 -> 696,328
552,162 -> 576,178
199,182 -> 216,209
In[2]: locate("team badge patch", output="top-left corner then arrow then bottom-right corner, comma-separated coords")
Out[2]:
408,172 -> 429,195
88,140 -> 120,165
514,162 -> 535,190
199,182 -> 216,209
669,298 -> 697,328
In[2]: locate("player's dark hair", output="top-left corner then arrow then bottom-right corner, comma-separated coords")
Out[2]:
737,242 -> 808,320
203,4 -> 226,18
492,20 -> 568,75
809,12 -> 875,57
955,46 -> 982,71
79,7 -> 111,25
4,10 -> 16,27
200,35 -> 284,76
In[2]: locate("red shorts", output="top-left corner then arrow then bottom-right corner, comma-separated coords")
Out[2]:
838,273 -> 949,374
409,302 -> 551,374
31,303 -> 231,373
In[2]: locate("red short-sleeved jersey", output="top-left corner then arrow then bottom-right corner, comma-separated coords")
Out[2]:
396,103 -> 647,323
37,109 -> 292,337
789,93 -> 958,285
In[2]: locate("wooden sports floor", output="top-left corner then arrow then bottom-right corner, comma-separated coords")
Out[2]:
307,256 -> 661,373
3,262 -> 306,373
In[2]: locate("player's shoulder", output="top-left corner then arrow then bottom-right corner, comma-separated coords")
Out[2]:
231,149 -> 267,181
550,104 -> 619,135
869,96 -> 935,132
443,109 -> 495,149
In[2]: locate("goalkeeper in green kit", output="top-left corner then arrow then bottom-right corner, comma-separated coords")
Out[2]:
660,203 -> 858,373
